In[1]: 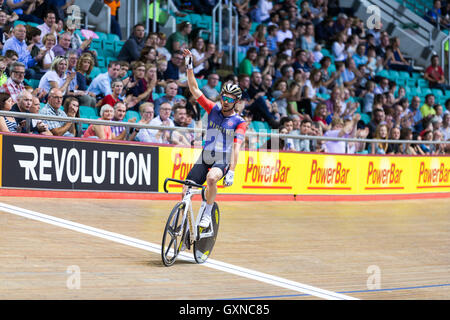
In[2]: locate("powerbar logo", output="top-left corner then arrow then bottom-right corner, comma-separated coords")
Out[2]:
13,144 -> 152,186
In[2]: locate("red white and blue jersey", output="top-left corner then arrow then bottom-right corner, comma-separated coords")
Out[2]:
197,94 -> 247,157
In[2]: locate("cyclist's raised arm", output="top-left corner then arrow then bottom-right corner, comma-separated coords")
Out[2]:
183,48 -> 215,114
183,49 -> 203,100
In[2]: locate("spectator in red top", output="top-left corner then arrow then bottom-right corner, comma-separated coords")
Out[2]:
424,54 -> 450,93
98,79 -> 123,109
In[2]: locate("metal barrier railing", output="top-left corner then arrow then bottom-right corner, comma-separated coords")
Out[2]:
1,111 -> 448,154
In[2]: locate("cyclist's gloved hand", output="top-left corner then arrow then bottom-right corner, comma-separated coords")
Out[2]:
185,55 -> 193,70
223,170 -> 234,187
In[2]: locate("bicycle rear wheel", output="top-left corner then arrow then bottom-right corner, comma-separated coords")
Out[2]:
193,202 -> 220,264
161,202 -> 186,267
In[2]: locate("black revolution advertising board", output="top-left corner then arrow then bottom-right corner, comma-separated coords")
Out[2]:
1,135 -> 159,193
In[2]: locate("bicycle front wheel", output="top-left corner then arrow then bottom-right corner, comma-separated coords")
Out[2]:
161,202 -> 186,267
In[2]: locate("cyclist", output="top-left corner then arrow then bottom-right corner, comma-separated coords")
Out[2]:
182,48 -> 247,228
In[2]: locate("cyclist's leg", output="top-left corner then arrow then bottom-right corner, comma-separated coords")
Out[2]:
205,167 -> 224,205
199,164 -> 227,228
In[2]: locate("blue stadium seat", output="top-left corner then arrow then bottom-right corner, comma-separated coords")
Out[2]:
103,40 -> 116,57
90,38 -> 103,54
114,41 -> 124,56
124,110 -> 141,122
97,56 -> 106,68
79,106 -> 98,132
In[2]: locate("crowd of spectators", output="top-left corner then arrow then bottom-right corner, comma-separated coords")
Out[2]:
0,0 -> 448,155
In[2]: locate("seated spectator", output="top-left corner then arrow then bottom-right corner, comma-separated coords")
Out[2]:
2,24 -> 45,77
323,113 -> 360,153
332,31 -> 347,62
29,95 -> 52,135
420,94 -> 437,118
200,73 -> 220,101
111,101 -> 135,140
153,80 -> 183,115
38,56 -> 75,96
418,129 -> 434,155
386,125 -> 401,154
366,46 -> 383,77
260,125 -> 290,151
0,91 -> 18,132
385,37 -> 413,74
126,61 -> 146,92
74,52 -> 96,102
238,47 -> 259,77
137,101 -> 174,144
139,45 -> 158,65
253,24 -> 267,48
37,10 -> 57,46
300,22 -> 316,52
352,44 -> 368,68
126,63 -> 157,110
368,105 -> 385,138
83,104 -> 126,140
292,49 -> 311,73
156,31 -> 171,61
52,32 -> 90,57
276,19 -> 293,45
133,102 -> 158,142
440,113 -> 450,141
191,37 -> 210,78
247,71 -> 265,100
170,103 -> 191,146
266,24 -> 279,55
166,21 -> 191,54
432,130 -> 445,154
40,33 -> 56,72
369,123 -> 389,154
0,61 -> 25,103
238,19 -> 254,52
39,88 -> 77,137
7,0 -> 43,24
297,118 -> 314,152
312,102 -> 330,132
424,54 -> 450,93
399,127 -> 417,154
164,50 -> 184,87
271,79 -> 289,117
61,96 -> 80,137
117,23 -> 146,63
87,60 -> 121,100
98,79 -> 124,109
315,16 -> 334,43
203,42 -> 223,77
0,1 -> 18,25
425,0 -> 450,28
374,77 -> 390,94
406,96 -> 423,132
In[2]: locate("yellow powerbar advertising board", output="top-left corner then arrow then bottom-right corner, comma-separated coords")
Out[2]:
159,146 -> 450,195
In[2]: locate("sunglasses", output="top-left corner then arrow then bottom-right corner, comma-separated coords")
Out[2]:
222,96 -> 236,104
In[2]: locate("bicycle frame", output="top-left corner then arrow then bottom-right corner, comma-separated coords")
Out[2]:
181,187 -> 214,243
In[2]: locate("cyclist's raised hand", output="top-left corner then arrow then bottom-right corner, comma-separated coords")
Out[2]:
183,49 -> 194,70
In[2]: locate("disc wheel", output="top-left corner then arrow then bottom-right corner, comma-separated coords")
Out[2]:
161,202 -> 186,266
193,202 -> 220,264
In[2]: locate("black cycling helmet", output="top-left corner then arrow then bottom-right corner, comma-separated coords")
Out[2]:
220,82 -> 242,100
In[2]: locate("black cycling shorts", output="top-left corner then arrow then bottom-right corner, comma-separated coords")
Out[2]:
186,150 -> 230,185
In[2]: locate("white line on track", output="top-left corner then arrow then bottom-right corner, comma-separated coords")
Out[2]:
0,202 -> 358,300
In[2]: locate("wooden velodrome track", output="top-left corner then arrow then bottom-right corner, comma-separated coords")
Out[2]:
0,195 -> 448,300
